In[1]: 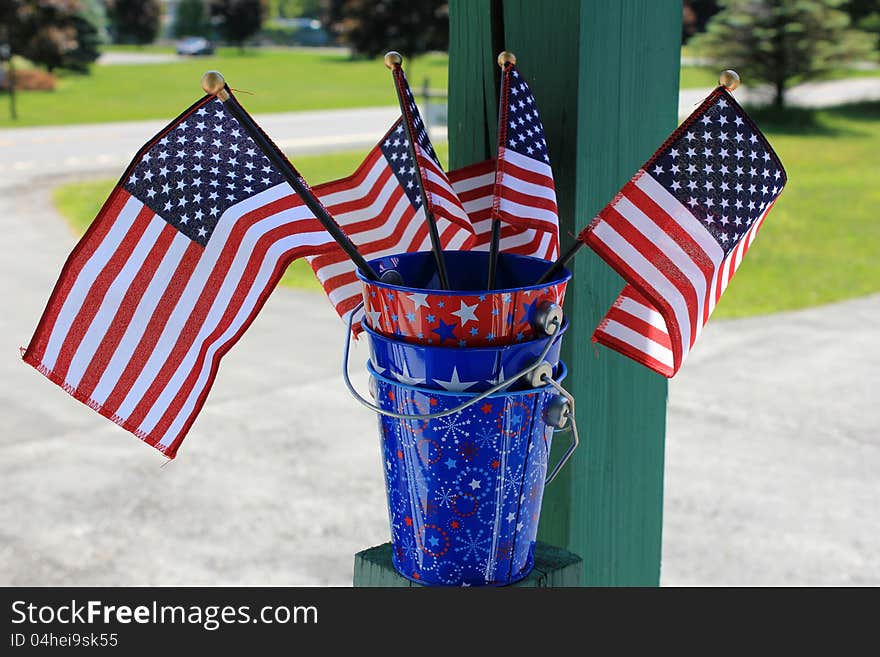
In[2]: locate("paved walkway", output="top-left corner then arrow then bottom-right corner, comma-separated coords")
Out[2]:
1,169 -> 877,586
97,52 -> 183,66
678,76 -> 880,116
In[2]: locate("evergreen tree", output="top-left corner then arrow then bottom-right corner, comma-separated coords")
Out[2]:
175,0 -> 209,37
691,0 -> 875,108
843,0 -> 880,50
107,0 -> 161,45
325,0 -> 448,59
78,0 -> 110,44
210,0 -> 266,50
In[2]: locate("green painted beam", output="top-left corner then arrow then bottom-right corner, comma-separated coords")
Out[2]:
447,0 -> 504,166
354,543 -> 582,587
449,0 -> 681,586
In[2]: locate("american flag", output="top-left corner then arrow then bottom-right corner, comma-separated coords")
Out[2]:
307,157 -> 558,324
306,117 -> 475,323
454,158 -> 559,260
582,87 -> 786,377
492,63 -> 559,241
393,64 -> 473,235
23,95 -> 335,458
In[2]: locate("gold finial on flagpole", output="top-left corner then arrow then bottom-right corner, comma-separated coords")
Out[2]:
497,51 -> 516,68
201,70 -> 229,101
719,69 -> 740,91
384,51 -> 403,69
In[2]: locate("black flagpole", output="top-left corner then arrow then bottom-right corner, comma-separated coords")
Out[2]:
533,239 -> 584,285
486,51 -> 516,290
200,71 -> 381,282
384,51 -> 450,290
486,220 -> 501,289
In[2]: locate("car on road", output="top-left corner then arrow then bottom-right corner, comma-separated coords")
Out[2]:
275,17 -> 332,46
176,37 -> 215,57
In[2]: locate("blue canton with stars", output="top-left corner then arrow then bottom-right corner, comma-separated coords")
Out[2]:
123,98 -> 285,246
503,65 -> 550,164
397,68 -> 441,167
380,120 -> 429,210
379,69 -> 444,211
648,89 -> 786,255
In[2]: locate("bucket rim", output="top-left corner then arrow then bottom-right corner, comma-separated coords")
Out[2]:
355,250 -> 572,295
367,360 -> 567,399
362,316 -> 569,354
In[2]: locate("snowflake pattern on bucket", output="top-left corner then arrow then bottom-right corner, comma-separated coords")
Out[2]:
374,371 -> 555,586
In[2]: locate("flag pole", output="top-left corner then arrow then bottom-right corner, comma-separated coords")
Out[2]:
533,69 -> 743,286
486,51 -> 516,289
384,51 -> 450,290
533,239 -> 584,285
200,70 -> 381,282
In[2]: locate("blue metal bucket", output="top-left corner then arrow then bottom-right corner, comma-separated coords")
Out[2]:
369,361 -> 572,586
362,319 -> 568,393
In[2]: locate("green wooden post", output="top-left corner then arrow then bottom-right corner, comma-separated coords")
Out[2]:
353,0 -> 681,587
448,0 -> 681,586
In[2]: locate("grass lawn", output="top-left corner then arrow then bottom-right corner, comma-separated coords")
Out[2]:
7,44 -> 876,128
53,143 -> 450,292
0,48 -> 449,128
711,102 -> 880,318
52,105 -> 880,319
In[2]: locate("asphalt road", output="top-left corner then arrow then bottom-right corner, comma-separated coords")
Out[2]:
677,76 -> 880,116
0,106 -> 402,184
662,294 -> 880,585
1,169 -> 877,586
0,173 -> 386,585
2,77 -> 877,187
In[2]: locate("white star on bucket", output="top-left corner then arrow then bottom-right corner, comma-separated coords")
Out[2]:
451,299 -> 479,326
393,358 -> 425,386
433,366 -> 479,392
365,308 -> 381,327
407,292 -> 430,309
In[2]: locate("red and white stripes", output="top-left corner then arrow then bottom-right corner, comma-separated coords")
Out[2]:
588,171 -> 775,376
451,158 -> 559,260
24,184 -> 332,457
305,144 -> 475,322
493,148 -> 559,236
305,157 -> 560,325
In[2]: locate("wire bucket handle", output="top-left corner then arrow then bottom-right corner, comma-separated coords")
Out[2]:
342,302 -> 579,484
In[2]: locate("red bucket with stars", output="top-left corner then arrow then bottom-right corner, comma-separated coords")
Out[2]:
357,251 -> 570,347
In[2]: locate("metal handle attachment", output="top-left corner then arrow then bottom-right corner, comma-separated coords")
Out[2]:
540,374 -> 580,485
342,302 -> 561,421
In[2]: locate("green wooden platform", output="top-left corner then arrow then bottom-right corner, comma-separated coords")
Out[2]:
353,542 -> 582,587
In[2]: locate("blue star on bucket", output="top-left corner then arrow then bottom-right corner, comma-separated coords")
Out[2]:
432,318 -> 457,344
522,298 -> 539,324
